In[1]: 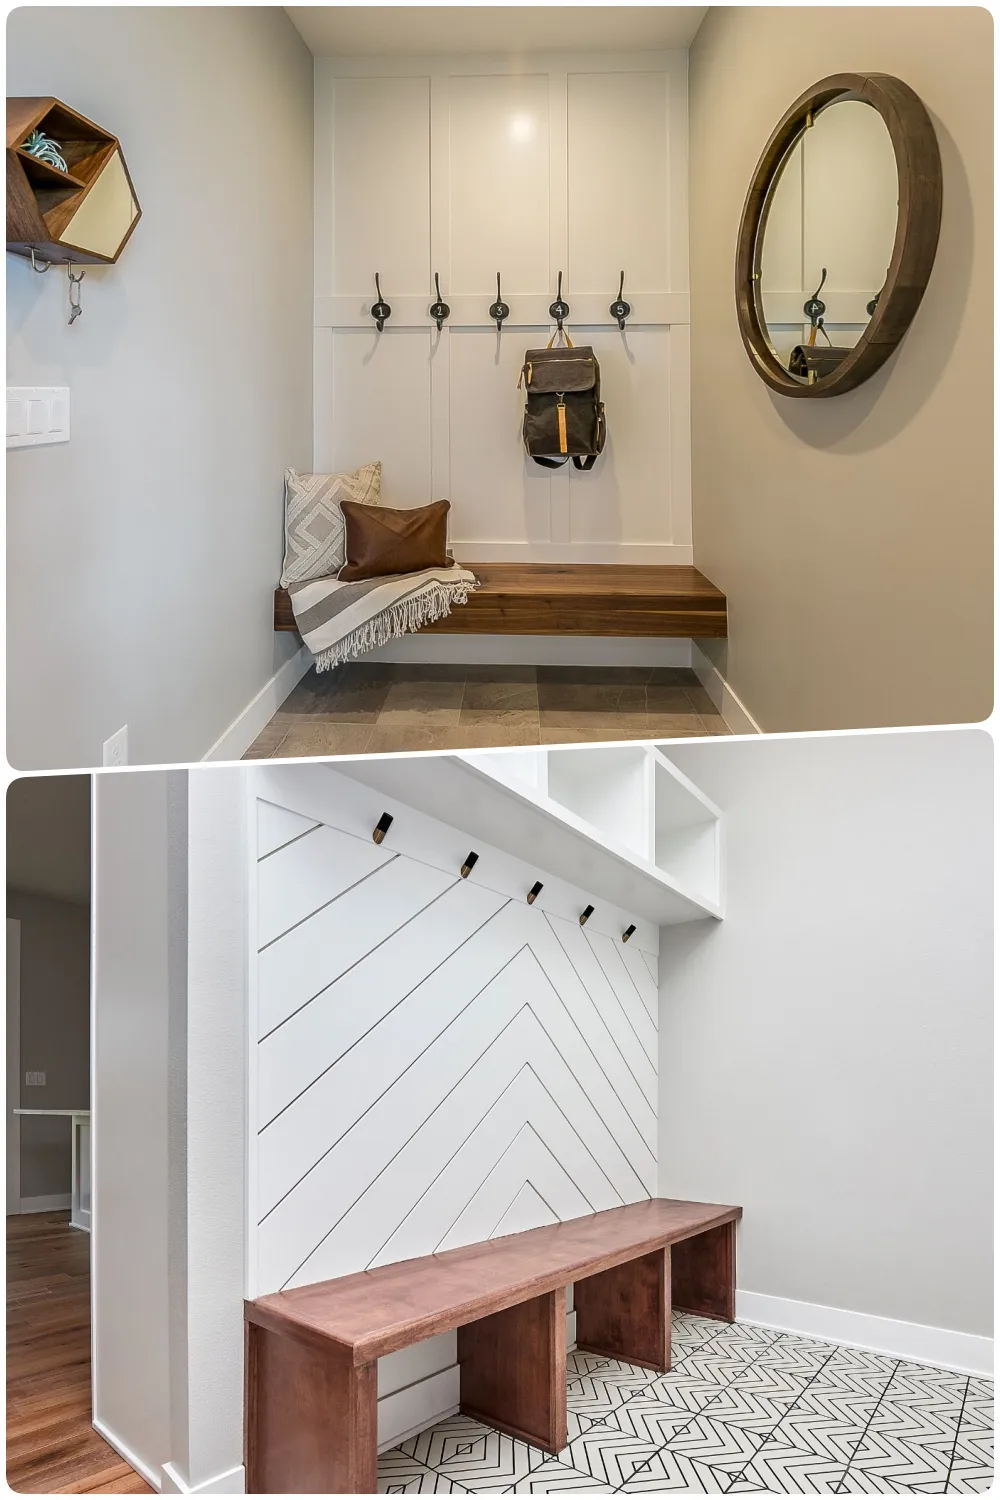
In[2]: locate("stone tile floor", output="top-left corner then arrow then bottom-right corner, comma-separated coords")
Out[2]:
378,1315 -> 993,1493
244,664 -> 730,758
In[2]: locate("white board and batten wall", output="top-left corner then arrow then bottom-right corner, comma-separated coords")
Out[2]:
246,760 -> 662,1449
313,51 -> 691,580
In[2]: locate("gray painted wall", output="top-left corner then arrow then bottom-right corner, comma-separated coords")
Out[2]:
6,6 -> 313,770
6,890 -> 90,1198
660,730 -> 993,1338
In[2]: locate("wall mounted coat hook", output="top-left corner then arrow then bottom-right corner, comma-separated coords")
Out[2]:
461,851 -> 479,879
527,881 -> 544,905
430,272 -> 450,331
579,904 -> 595,927
67,263 -> 84,324
803,267 -> 827,329
549,271 -> 570,331
28,248 -> 51,274
489,272 -> 509,333
372,812 -> 394,845
371,273 -> 391,332
610,271 -> 631,331
622,924 -> 637,944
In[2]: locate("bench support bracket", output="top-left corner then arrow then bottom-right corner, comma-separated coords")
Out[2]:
245,1320 -> 377,1493
575,1247 -> 672,1371
671,1219 -> 737,1322
458,1288 -> 567,1454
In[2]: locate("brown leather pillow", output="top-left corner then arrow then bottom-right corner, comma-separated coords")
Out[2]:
338,499 -> 455,581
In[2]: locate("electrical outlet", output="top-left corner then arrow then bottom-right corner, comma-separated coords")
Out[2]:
25,1071 -> 46,1087
103,725 -> 128,767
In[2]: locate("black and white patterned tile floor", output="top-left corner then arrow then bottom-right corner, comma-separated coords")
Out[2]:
378,1315 -> 993,1494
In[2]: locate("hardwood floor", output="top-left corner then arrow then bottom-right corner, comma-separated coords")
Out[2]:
7,1212 -> 152,1494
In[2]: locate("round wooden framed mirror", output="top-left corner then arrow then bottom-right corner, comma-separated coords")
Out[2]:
735,73 -> 942,398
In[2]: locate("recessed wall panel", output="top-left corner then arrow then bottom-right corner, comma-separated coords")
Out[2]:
448,329 -> 552,546
331,330 -> 431,506
568,329 -> 673,545
568,72 -> 670,294
332,76 -> 430,295
447,74 -> 550,293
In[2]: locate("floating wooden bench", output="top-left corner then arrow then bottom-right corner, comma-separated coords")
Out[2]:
274,564 -> 727,638
244,1196 -> 741,1493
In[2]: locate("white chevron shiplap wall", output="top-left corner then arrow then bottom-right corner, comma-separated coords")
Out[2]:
248,765 -> 658,1446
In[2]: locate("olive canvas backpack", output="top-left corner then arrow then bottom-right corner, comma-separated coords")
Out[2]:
519,334 -> 606,471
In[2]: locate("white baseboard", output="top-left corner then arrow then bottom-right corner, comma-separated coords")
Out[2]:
203,645 -> 311,761
161,1461 -> 245,1494
19,1192 -> 71,1213
690,640 -> 762,735
736,1290 -> 994,1378
93,1417 -> 165,1492
366,635 -> 695,667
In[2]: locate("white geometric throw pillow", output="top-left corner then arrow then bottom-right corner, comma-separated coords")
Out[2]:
280,462 -> 381,586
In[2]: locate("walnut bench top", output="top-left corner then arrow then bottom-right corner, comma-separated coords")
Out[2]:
245,1198 -> 741,1367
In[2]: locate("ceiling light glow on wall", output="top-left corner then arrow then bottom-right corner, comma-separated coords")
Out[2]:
508,113 -> 536,145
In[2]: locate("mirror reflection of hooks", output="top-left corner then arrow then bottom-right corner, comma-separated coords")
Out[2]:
609,270 -> 631,331
429,271 -> 450,332
803,267 -> 827,327
549,270 -> 570,331
370,272 -> 391,332
488,272 -> 509,333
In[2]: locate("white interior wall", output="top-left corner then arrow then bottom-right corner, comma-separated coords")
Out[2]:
313,51 -> 691,572
247,761 -> 659,1446
658,730 -> 993,1371
6,7 -> 314,770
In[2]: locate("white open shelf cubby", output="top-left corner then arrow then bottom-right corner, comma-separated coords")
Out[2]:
454,744 -> 723,923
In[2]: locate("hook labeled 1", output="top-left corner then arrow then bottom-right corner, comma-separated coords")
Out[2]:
371,272 -> 391,332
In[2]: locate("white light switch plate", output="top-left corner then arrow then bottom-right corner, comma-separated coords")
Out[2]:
25,1071 -> 46,1087
7,386 -> 70,448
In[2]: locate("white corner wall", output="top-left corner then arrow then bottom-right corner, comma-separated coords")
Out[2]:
6,7 -> 314,770
657,730 -> 993,1372
247,761 -> 659,1445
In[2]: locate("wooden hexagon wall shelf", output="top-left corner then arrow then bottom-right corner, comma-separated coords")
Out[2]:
7,97 -> 141,266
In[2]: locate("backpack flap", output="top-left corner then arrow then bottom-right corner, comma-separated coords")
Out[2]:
521,349 -> 596,394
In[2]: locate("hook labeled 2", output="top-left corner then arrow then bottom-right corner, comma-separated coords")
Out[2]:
430,272 -> 450,331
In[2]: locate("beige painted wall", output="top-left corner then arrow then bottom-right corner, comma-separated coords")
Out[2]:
689,7 -> 993,732
6,7 -> 313,769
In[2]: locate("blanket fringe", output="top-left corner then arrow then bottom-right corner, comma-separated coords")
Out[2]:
313,579 -> 478,671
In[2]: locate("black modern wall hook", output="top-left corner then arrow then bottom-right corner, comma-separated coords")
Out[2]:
489,272 -> 510,333
430,272 -> 450,332
527,881 -> 544,905
371,273 -> 391,332
460,851 -> 479,879
372,811 -> 393,845
549,271 -> 570,331
622,924 -> 637,944
579,904 -> 595,927
610,270 -> 631,331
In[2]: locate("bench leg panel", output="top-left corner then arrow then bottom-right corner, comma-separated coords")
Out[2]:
458,1289 -> 566,1454
245,1321 -> 377,1493
575,1247 -> 671,1372
671,1220 -> 737,1322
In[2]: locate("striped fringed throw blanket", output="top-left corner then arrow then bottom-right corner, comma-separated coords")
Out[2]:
287,565 -> 479,672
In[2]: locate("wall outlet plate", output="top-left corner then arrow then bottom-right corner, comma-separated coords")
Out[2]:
25,1070 -> 46,1087
7,387 -> 70,449
103,725 -> 128,767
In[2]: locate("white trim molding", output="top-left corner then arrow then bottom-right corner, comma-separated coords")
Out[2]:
203,645 -> 311,762
691,640 -> 762,736
736,1290 -> 994,1378
18,1192 -> 71,1213
93,1418 -> 165,1493
161,1461 -> 246,1495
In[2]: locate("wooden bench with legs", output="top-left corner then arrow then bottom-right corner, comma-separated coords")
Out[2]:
244,1196 -> 742,1494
